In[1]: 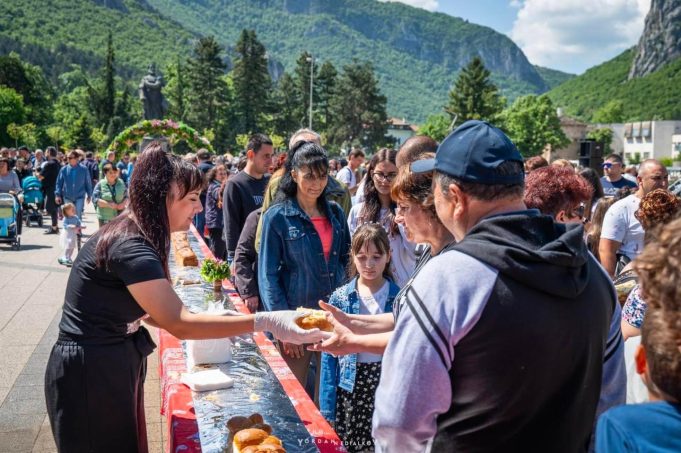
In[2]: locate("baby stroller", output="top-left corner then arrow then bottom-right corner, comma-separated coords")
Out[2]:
0,193 -> 21,250
21,176 -> 44,227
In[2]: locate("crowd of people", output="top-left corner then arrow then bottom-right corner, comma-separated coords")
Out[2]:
182,123 -> 681,452
4,119 -> 680,452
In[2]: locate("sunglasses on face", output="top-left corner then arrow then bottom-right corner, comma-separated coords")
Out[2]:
602,162 -> 619,169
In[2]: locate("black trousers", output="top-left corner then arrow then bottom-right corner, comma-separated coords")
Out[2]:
208,227 -> 226,261
45,329 -> 155,453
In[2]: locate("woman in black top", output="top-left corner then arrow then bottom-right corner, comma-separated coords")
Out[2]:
44,143 -> 328,453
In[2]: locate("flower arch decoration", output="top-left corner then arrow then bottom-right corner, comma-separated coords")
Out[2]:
107,119 -> 213,157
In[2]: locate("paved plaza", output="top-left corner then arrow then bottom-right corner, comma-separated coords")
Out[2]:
0,206 -> 166,452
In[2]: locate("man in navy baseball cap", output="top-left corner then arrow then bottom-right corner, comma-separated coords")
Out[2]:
411,120 -> 524,184
372,120 -> 624,452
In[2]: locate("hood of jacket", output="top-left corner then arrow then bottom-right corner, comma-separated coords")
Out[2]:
454,210 -> 591,299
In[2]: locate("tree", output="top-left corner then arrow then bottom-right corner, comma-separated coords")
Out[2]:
316,61 -> 338,132
0,53 -> 53,139
293,51 -> 319,129
67,115 -> 95,150
232,29 -> 271,134
327,61 -> 388,149
185,36 -> 231,145
592,100 -> 624,124
418,113 -> 451,142
446,56 -> 504,125
104,32 -> 116,126
7,123 -> 38,148
0,86 -> 26,146
46,126 -> 65,151
165,56 -> 187,121
271,72 -> 300,138
500,95 -> 569,157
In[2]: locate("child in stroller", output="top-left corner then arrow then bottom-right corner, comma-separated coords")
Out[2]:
21,175 -> 44,227
0,193 -> 21,249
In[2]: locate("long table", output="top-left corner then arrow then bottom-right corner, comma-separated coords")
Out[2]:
157,225 -> 345,452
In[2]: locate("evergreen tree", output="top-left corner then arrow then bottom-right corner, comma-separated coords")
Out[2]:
165,56 -> 187,121
328,61 -> 387,149
446,56 -> 504,125
293,51 -> 318,129
68,114 -> 95,150
316,61 -> 337,132
104,32 -> 115,124
186,36 -> 229,137
271,72 -> 299,138
232,29 -> 271,134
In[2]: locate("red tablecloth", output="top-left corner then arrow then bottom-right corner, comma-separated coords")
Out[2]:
157,225 -> 345,452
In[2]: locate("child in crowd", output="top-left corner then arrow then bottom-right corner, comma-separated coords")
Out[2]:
58,203 -> 82,266
596,308 -> 681,451
319,223 -> 400,452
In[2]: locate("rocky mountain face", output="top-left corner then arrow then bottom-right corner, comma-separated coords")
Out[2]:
629,0 -> 681,78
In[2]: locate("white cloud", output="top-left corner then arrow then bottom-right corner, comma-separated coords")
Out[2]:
510,0 -> 650,73
378,0 -> 439,12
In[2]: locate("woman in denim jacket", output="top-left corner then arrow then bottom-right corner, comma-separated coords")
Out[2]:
259,141 -> 351,396
319,224 -> 399,452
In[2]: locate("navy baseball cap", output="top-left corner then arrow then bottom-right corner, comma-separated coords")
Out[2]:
411,120 -> 524,185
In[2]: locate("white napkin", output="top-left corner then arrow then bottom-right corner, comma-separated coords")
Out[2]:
181,369 -> 235,392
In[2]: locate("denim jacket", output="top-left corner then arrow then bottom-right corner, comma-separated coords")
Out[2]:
258,198 -> 351,311
319,277 -> 399,421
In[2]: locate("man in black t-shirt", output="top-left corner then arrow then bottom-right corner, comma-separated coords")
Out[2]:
39,147 -> 62,234
222,134 -> 273,263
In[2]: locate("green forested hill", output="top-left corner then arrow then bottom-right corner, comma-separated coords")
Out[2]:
547,49 -> 681,121
0,0 -> 196,83
1,0 -> 560,122
145,0 -> 549,121
534,66 -> 574,89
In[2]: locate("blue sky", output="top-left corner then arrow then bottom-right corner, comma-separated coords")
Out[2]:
381,0 -> 651,74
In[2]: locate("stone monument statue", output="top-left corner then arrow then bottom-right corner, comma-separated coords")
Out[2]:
138,63 -> 168,120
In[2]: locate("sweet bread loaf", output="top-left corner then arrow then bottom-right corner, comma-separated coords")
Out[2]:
295,308 -> 333,332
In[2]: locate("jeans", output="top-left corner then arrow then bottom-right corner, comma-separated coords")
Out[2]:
65,198 -> 85,220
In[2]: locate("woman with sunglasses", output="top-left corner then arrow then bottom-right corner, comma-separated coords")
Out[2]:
347,148 -> 416,287
92,164 -> 128,227
259,141 -> 351,397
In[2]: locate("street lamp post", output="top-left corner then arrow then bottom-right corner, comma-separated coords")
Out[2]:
306,55 -> 314,130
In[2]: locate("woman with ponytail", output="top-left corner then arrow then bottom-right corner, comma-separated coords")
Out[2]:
44,143 -> 327,453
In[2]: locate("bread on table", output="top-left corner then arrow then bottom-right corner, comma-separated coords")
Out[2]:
174,247 -> 198,267
233,428 -> 270,452
295,308 -> 333,332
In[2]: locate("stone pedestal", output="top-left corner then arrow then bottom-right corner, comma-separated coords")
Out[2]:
140,135 -> 170,153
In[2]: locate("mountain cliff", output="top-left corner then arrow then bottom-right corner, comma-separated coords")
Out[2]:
629,0 -> 681,79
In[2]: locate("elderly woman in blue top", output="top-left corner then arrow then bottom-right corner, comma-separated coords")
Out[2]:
259,141 -> 351,396
55,150 -> 93,219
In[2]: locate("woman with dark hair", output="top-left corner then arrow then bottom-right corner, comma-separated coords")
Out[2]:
580,167 -> 605,221
259,141 -> 351,394
205,164 -> 228,260
44,143 -> 327,453
347,148 -> 416,286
